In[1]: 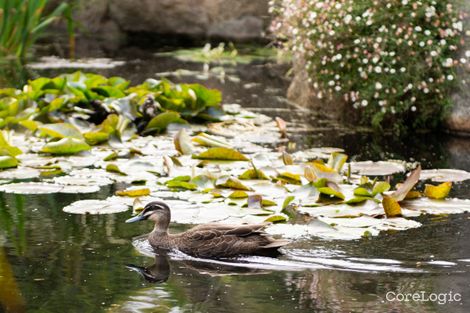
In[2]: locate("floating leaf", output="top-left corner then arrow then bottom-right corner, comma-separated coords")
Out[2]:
275,117 -> 287,138
354,187 -> 372,197
84,131 -> 109,145
382,195 -> 402,217
277,172 -> 301,185
116,188 -> 151,197
304,166 -> 316,182
282,152 -> 293,165
40,137 -> 91,155
38,123 -> 84,140
174,129 -> 193,155
405,190 -> 422,200
318,187 -> 345,200
420,169 -> 470,182
327,152 -> 348,172
0,156 -> 18,169
372,181 -> 391,195
264,214 -> 288,223
167,181 -> 198,190
390,166 -> 421,201
345,197 -> 371,205
192,133 -> 231,148
106,163 -> 127,175
349,161 -> 406,176
0,132 -> 22,157
216,176 -> 252,191
193,147 -> 249,161
424,182 -> 452,200
144,111 -> 187,134
63,198 -> 129,214
104,151 -> 118,161
229,191 -> 249,199
191,175 -> 215,189
0,182 -> 99,194
239,168 -> 269,180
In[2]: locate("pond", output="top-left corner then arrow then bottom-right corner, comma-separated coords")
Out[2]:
1,46 -> 470,313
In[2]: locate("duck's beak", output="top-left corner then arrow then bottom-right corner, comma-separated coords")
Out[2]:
125,214 -> 146,223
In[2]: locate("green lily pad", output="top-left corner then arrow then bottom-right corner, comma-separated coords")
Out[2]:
0,156 -> 18,169
193,147 -> 249,161
216,175 -> 252,190
143,111 -> 187,134
40,137 -> 91,155
38,123 -> 84,140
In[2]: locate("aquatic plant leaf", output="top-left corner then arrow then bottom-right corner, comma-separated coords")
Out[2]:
0,182 -> 99,194
420,169 -> 470,182
372,181 -> 390,195
264,214 -> 288,223
239,168 -> 269,180
345,197 -> 371,205
404,190 -> 422,200
424,182 -> 452,200
229,191 -> 249,199
192,133 -> 232,148
327,152 -> 348,173
106,163 -> 127,175
167,181 -> 198,190
382,195 -> 402,217
275,117 -> 287,138
84,131 -> 109,145
216,176 -> 252,191
318,187 -> 345,200
191,175 -> 215,189
38,123 -> 83,140
390,165 -> 421,201
40,137 -> 91,155
354,187 -> 372,197
174,129 -> 193,155
144,112 -> 187,134
63,198 -> 129,214
282,152 -> 293,165
310,162 -> 342,183
19,120 -> 41,131
0,132 -> 22,157
401,198 -> 470,215
193,147 -> 249,161
103,151 -> 118,161
277,172 -> 301,185
349,161 -> 406,176
116,188 -> 151,197
0,156 -> 18,169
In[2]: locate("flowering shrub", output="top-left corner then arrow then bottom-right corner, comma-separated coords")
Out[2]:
270,0 -> 469,130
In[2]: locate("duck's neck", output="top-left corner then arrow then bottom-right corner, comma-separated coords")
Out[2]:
151,216 -> 170,236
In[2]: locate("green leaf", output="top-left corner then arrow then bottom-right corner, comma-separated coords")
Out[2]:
318,187 -> 345,200
38,123 -> 84,140
106,164 -> 127,175
143,111 -> 187,134
239,168 -> 269,180
264,214 -> 288,223
193,147 -> 249,161
216,176 -> 252,190
84,131 -> 109,145
192,132 -> 232,148
40,137 -> 90,155
0,131 -> 22,157
372,181 -> 391,196
229,191 -> 249,199
166,181 -> 198,190
0,156 -> 18,169
116,188 -> 151,197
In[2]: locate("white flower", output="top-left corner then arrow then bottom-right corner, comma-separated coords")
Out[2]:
419,42 -> 425,47
344,14 -> 352,24
424,30 -> 431,36
375,82 -> 383,90
411,106 -> 417,112
442,58 -> 453,67
430,51 -> 438,57
372,57 -> 379,64
402,0 -> 409,5
335,85 -> 342,91
461,58 -> 467,64
400,67 -> 406,72
447,75 -> 454,81
328,80 -> 335,86
374,66 -> 382,73
361,100 -> 368,107
425,6 -> 436,18
415,26 -> 422,32
453,21 -> 463,32
465,50 -> 470,58
362,58 -> 369,64
390,68 -> 396,74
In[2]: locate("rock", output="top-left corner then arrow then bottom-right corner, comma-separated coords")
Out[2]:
55,0 -> 270,42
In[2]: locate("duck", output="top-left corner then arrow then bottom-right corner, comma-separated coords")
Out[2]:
126,201 -> 289,258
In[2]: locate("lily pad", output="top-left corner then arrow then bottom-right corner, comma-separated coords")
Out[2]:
143,112 -> 187,134
0,156 -> 18,169
216,176 -> 252,191
420,169 -> 470,182
349,161 -> 406,176
193,147 -> 249,161
174,129 -> 193,155
116,188 -> 151,197
0,182 -> 99,194
40,137 -> 91,155
38,123 -> 84,140
63,198 -> 130,215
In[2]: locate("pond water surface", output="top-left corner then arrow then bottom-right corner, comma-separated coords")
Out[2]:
1,47 -> 470,313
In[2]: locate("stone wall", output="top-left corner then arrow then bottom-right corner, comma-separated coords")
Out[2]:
56,0 -> 270,43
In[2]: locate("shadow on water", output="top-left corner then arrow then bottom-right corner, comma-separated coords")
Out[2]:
0,45 -> 470,312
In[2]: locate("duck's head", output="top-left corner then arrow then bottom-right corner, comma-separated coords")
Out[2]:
125,201 -> 170,224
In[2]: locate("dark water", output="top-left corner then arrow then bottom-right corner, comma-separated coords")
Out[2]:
1,47 -> 470,313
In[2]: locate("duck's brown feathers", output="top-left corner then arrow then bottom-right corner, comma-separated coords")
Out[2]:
149,223 -> 289,258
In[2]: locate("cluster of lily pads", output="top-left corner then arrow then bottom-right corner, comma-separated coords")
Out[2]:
0,86 -> 469,240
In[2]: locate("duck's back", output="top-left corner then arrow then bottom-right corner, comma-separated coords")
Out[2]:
169,223 -> 288,258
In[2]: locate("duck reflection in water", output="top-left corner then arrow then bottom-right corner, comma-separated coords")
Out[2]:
126,249 -> 269,283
